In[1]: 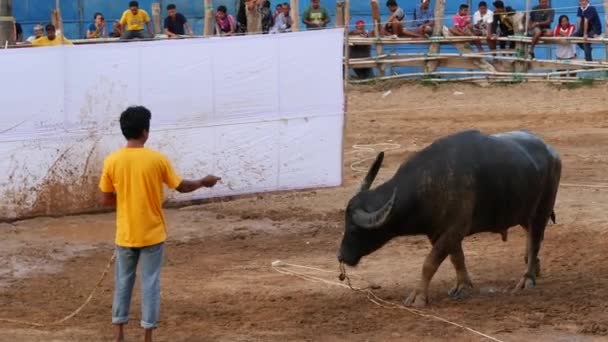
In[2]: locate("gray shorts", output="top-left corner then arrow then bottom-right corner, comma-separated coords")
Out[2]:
121,30 -> 154,40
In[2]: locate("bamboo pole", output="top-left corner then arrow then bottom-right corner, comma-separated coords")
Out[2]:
343,0 -> 350,82
371,0 -> 383,76
0,0 -> 14,46
335,1 -> 344,28
515,0 -> 530,73
151,2 -> 161,35
204,0 -> 213,36
604,0 -> 608,61
290,0 -> 299,31
425,0 -> 446,73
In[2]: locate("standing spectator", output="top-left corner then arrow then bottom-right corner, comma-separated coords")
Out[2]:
246,0 -> 263,34
527,0 -> 554,58
261,1 -> 274,34
413,0 -> 434,37
575,0 -> 602,61
164,4 -> 193,37
120,1 -> 154,40
487,1 -> 516,51
87,12 -> 108,39
450,4 -> 483,51
349,20 -> 374,80
26,24 -> 44,43
302,0 -> 330,30
554,15 -> 576,74
473,1 -> 493,36
273,3 -> 283,22
14,22 -> 23,42
110,20 -> 123,37
215,5 -> 236,36
100,106 -> 221,342
270,3 -> 292,33
32,24 -> 73,46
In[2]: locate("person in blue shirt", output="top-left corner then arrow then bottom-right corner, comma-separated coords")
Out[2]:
413,0 -> 434,37
87,12 -> 108,39
575,0 -> 602,61
164,3 -> 193,37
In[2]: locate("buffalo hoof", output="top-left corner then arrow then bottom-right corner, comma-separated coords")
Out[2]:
404,290 -> 428,308
513,276 -> 535,293
448,281 -> 474,300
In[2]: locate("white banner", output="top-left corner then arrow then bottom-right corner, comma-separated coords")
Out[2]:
0,29 -> 345,220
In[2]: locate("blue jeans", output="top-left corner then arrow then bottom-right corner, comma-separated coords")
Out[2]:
112,242 -> 164,329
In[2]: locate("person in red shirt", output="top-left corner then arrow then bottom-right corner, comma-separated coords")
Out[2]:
449,4 -> 483,51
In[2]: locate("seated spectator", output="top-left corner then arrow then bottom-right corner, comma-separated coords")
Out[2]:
164,4 -> 193,37
26,24 -> 44,43
349,20 -> 374,80
261,1 -> 274,34
413,0 -> 434,37
527,0 -> 554,58
302,0 -> 330,30
487,1 -> 516,51
554,15 -> 576,60
110,20 -> 123,37
87,12 -> 108,39
215,5 -> 236,36
450,4 -> 483,51
382,0 -> 426,38
270,3 -> 292,34
473,1 -> 493,36
14,22 -> 23,42
575,0 -> 602,61
120,1 -> 154,40
32,24 -> 73,46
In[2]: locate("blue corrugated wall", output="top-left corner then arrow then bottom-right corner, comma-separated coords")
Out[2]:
14,1 -> 606,66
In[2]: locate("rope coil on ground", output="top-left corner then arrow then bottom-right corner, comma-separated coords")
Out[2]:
271,260 -> 505,342
0,252 -> 116,327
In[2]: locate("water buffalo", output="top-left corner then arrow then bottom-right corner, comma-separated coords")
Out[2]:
337,129 -> 561,307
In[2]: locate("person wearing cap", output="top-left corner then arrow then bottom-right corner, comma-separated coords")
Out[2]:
26,24 -> 45,43
487,0 -> 516,51
31,24 -> 73,46
473,1 -> 493,36
349,19 -> 374,79
527,0 -> 554,58
120,1 -> 154,39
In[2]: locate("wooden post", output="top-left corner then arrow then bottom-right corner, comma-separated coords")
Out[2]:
343,0 -> 350,82
371,0 -> 384,77
0,0 -> 14,46
335,1 -> 344,28
425,0 -> 446,73
151,2 -> 162,35
604,0 -> 608,61
514,0 -> 530,73
290,0 -> 300,31
52,0 -> 63,36
204,0 -> 213,37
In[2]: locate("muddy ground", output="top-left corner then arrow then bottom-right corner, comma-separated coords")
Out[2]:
1,82 -> 608,341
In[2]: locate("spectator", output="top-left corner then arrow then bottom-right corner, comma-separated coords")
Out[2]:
473,1 -> 493,36
450,4 -> 483,51
99,106 -> 220,342
270,3 -> 292,33
382,0 -> 426,38
14,22 -> 23,42
120,1 -> 154,40
110,20 -> 123,37
87,12 -> 108,39
164,4 -> 193,37
246,0 -> 263,34
31,24 -> 73,46
349,20 -> 374,80
527,0 -> 554,58
215,5 -> 236,36
487,1 -> 516,51
302,0 -> 330,30
575,0 -> 602,61
261,1 -> 274,34
273,3 -> 283,22
413,0 -> 434,37
554,15 -> 576,62
26,24 -> 44,43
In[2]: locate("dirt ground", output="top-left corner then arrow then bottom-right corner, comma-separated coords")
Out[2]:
1,82 -> 608,342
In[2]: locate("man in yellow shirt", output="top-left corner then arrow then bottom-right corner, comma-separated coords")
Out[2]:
120,1 -> 154,39
99,106 -> 220,342
31,24 -> 73,47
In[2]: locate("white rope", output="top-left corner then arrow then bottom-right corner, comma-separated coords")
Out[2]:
271,260 -> 506,342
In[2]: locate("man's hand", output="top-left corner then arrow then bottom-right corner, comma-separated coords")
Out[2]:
201,175 -> 221,188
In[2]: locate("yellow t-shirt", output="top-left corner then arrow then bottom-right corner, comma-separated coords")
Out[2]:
99,148 -> 182,247
120,9 -> 151,31
31,36 -> 73,46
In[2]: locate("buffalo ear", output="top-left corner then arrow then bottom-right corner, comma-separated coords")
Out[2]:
358,152 -> 384,193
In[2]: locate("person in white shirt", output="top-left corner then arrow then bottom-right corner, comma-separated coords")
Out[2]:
473,1 -> 493,36
26,24 -> 44,42
270,2 -> 292,33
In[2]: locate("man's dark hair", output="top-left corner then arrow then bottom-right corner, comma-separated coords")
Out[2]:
167,3 -> 176,10
93,12 -> 103,20
492,0 -> 504,9
386,0 -> 398,7
120,106 -> 151,140
45,24 -> 55,31
217,5 -> 227,13
460,4 -> 469,10
479,1 -> 487,8
129,1 -> 139,8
